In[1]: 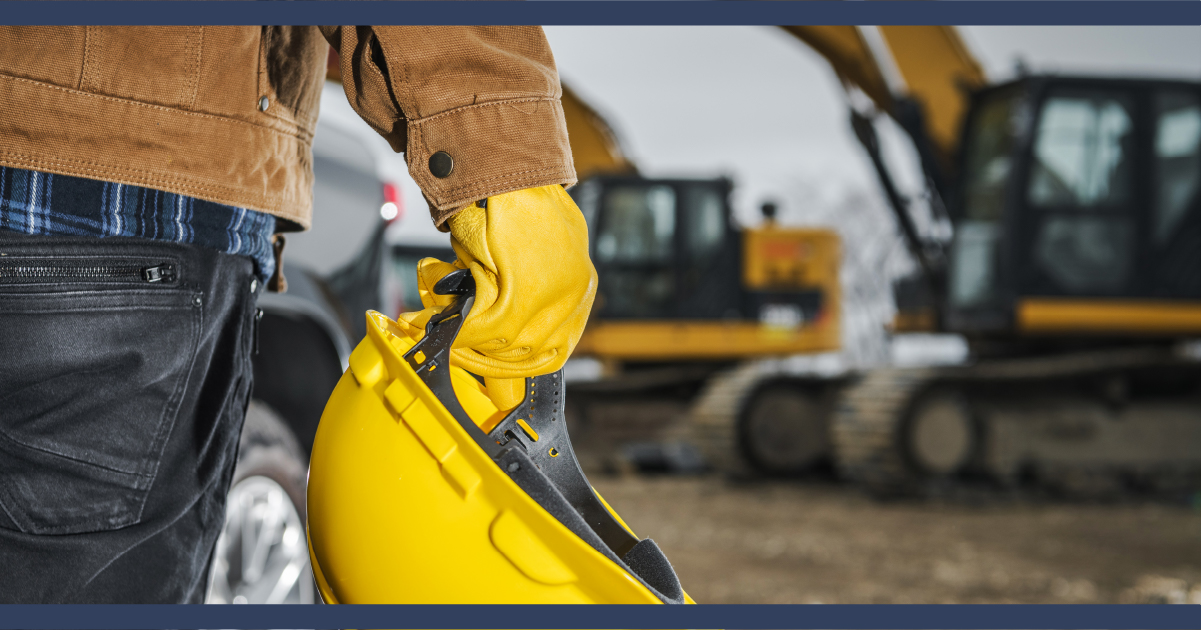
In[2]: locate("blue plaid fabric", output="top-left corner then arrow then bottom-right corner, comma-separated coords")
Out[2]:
0,165 -> 276,281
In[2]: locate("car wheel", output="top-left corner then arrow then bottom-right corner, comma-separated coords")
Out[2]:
206,400 -> 315,604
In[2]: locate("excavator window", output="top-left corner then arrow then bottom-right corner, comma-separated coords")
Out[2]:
576,177 -> 740,320
682,186 -> 726,262
595,185 -> 676,264
1027,88 -> 1136,295
950,88 -> 1022,309
961,90 -> 1022,224
677,183 -> 741,318
1028,91 -> 1135,208
1154,90 -> 1201,245
1152,88 -> 1201,297
591,183 -> 678,318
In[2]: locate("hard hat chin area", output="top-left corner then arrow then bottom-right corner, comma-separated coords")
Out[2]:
307,270 -> 690,604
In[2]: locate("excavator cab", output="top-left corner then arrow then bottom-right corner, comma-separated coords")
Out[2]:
946,77 -> 1201,340
829,75 -> 1201,494
569,175 -> 841,360
573,176 -> 741,320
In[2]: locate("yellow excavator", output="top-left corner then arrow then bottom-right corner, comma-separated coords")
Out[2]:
564,26 -> 1201,496
564,85 -> 841,361
560,80 -> 843,473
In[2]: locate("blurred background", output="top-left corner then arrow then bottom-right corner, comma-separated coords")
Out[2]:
209,26 -> 1201,605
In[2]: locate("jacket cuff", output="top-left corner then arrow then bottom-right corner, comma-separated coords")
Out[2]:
407,97 -> 577,228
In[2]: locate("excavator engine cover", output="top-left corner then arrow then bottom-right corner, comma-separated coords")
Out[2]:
306,270 -> 689,604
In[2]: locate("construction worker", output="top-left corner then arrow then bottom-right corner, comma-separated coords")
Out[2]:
0,26 -> 595,603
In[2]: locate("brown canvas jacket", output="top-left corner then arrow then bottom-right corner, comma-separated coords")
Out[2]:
0,26 -> 576,231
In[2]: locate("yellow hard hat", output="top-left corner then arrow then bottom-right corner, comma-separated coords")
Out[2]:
306,270 -> 690,604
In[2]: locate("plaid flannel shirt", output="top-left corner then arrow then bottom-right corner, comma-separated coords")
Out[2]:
0,166 -> 276,281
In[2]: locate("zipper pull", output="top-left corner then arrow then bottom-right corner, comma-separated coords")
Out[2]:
142,264 -> 177,283
253,308 -> 264,355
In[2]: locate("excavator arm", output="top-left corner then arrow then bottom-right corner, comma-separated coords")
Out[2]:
557,26 -> 987,302
560,26 -> 985,185
778,26 -> 986,168
776,26 -> 986,292
875,26 -> 986,162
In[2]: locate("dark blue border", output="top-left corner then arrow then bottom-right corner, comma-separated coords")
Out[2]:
2,604 -> 1201,629
0,1 -> 1198,25
0,2 -> 1196,629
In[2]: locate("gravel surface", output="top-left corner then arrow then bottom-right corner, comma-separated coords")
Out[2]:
591,475 -> 1201,604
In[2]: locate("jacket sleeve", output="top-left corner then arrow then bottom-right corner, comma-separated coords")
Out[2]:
319,26 -> 576,227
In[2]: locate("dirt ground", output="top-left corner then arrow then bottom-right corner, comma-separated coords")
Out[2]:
590,475 -> 1201,604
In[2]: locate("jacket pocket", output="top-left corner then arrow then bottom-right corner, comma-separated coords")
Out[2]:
80,26 -> 204,110
0,274 -> 201,535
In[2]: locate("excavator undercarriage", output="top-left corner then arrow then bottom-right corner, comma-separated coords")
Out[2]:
682,344 -> 1201,499
833,346 -> 1201,498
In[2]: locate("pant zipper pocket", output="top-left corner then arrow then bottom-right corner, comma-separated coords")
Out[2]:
0,262 -> 178,284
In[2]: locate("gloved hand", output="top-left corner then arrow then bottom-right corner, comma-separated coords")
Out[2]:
397,184 -> 597,410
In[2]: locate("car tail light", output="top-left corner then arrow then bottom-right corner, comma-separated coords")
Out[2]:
381,182 -> 403,222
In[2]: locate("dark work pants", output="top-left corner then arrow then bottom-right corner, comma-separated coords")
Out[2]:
0,234 -> 259,603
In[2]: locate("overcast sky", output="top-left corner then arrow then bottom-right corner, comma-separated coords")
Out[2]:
543,26 -> 1201,226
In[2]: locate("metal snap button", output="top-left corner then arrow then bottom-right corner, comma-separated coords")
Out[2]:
258,96 -> 269,112
429,151 -> 454,178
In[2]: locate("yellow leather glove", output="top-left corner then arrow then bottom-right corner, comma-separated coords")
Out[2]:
397,184 -> 597,410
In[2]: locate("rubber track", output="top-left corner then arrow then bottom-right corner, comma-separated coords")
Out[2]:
689,362 -> 764,476
832,347 -> 1201,497
830,367 -> 936,493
